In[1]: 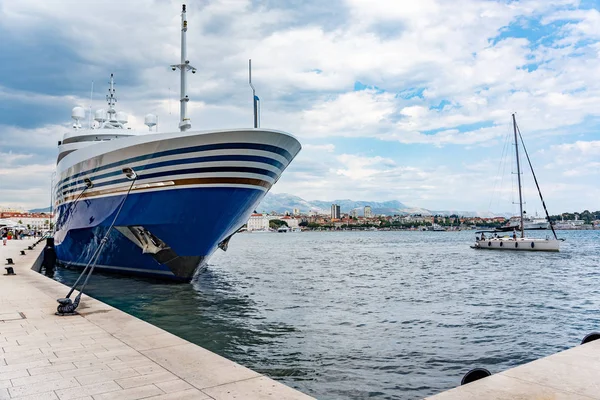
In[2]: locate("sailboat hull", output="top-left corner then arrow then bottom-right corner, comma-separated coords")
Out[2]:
472,237 -> 560,252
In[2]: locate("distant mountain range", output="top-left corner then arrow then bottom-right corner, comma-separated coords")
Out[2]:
29,207 -> 52,213
256,193 -> 510,217
28,194 -> 510,217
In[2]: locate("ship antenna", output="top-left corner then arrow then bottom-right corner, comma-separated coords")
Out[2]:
249,59 -> 259,128
88,80 -> 94,129
106,74 -> 117,121
171,4 -> 197,132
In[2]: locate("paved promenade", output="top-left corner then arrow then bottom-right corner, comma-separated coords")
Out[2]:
427,338 -> 600,399
0,238 -> 314,400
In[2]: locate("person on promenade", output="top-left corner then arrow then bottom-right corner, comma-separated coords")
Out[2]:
2,229 -> 7,246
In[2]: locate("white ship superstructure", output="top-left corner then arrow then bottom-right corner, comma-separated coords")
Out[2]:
53,5 -> 301,280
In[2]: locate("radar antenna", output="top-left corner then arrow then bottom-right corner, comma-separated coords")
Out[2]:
171,4 -> 197,132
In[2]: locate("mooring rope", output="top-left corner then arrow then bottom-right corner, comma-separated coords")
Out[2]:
57,170 -> 137,314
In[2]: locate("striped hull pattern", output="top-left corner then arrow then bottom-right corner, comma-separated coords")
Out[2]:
53,129 -> 301,281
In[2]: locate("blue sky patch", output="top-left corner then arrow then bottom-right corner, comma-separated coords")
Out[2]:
353,81 -> 384,93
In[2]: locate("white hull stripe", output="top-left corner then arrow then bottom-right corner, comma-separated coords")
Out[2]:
57,142 -> 293,188
64,161 -> 281,189
58,177 -> 271,204
58,152 -> 288,192
59,166 -> 279,196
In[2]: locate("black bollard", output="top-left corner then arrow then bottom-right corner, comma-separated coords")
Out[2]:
4,267 -> 15,275
461,368 -> 491,385
56,296 -> 80,316
28,246 -> 33,250
5,258 -> 14,265
581,332 -> 600,345
20,250 -> 25,255
42,238 -> 57,274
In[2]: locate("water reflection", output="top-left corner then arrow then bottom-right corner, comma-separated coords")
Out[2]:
53,266 -> 296,358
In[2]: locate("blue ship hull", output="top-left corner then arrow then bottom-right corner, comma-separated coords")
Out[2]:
53,129 -> 301,282
54,186 -> 264,281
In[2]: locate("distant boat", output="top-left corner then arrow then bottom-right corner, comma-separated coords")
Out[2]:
500,214 -> 549,231
554,215 -> 586,230
472,114 -> 561,252
428,223 -> 446,231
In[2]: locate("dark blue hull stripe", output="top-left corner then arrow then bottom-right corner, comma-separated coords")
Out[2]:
58,142 -> 293,187
58,154 -> 285,192
60,166 -> 278,196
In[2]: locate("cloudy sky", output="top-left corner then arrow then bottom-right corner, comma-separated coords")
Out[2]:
1,0 -> 598,214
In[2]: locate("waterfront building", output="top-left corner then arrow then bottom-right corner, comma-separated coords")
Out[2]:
247,213 -> 281,231
364,206 -> 372,218
331,204 -> 341,219
0,211 -> 54,230
247,213 -> 300,231
247,213 -> 269,231
351,209 -> 358,218
280,216 -> 300,229
293,208 -> 300,216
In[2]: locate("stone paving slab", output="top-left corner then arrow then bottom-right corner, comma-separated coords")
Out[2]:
427,339 -> 600,399
0,238 -> 315,400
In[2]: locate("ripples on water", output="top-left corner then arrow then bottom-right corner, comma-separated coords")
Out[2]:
52,230 -> 600,399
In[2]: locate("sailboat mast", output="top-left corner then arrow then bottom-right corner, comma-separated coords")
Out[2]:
512,113 -> 525,238
515,124 -> 559,240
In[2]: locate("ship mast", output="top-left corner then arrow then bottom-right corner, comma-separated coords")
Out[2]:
249,59 -> 259,128
171,4 -> 197,132
512,113 -> 525,238
106,74 -> 117,121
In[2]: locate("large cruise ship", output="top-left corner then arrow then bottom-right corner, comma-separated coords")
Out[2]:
52,5 -> 301,281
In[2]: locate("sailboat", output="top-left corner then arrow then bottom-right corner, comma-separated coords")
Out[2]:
472,114 -> 561,252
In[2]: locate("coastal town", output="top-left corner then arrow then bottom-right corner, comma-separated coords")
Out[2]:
246,205 -> 600,232
1,204 -> 597,237
0,207 -> 54,231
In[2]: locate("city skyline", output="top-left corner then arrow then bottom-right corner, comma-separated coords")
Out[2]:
1,1 -> 599,213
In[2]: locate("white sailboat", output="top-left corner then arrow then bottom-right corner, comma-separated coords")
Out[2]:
472,114 -> 561,252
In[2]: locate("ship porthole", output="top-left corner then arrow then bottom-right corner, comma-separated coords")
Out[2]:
500,242 -> 503,247
488,242 -> 492,247
531,242 -> 535,248
515,242 -> 518,248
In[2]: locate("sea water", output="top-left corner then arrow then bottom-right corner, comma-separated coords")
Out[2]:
52,230 -> 600,399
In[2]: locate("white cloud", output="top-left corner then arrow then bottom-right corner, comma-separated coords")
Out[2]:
0,152 -> 33,164
1,0 -> 599,212
303,143 -> 336,152
0,162 -> 55,209
0,124 -> 65,150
